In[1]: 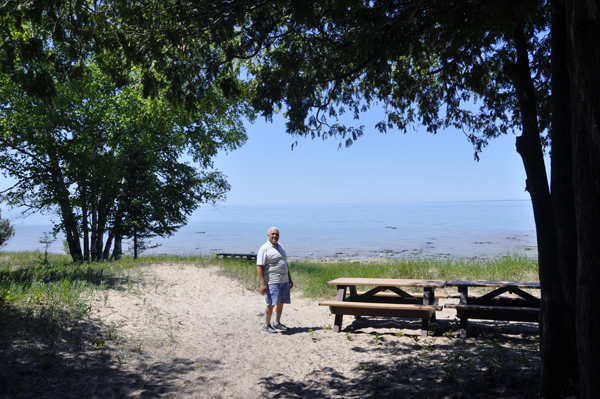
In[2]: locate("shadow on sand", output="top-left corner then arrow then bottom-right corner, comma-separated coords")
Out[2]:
260,317 -> 540,399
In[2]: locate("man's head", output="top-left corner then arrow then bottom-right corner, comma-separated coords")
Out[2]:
268,227 -> 280,246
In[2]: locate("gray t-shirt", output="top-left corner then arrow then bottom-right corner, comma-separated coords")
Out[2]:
257,241 -> 289,284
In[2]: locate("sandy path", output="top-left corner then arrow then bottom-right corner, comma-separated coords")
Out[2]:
89,264 -> 538,398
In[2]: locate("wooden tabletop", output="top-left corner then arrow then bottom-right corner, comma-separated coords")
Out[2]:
326,278 -> 447,288
445,279 -> 540,289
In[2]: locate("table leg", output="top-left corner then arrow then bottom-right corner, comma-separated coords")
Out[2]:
420,287 -> 437,337
333,286 -> 347,333
423,288 -> 437,322
333,314 -> 344,333
458,286 -> 469,339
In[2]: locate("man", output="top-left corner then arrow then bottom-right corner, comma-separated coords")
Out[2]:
256,227 -> 293,333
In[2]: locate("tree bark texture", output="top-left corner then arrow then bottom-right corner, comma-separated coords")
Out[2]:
506,20 -> 570,398
542,1 -> 580,395
566,0 -> 600,397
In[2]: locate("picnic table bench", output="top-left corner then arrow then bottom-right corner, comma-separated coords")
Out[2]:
319,278 -> 445,337
215,253 -> 257,260
444,279 -> 541,338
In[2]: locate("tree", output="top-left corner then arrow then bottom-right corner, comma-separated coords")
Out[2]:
0,211 -> 14,247
114,140 -> 222,259
0,59 -> 248,262
564,1 -> 600,396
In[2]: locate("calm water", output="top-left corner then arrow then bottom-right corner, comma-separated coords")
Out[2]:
3,200 -> 537,260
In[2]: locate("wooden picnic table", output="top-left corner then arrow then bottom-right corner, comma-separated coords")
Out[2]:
445,279 -> 541,338
319,278 -> 446,337
215,253 -> 257,260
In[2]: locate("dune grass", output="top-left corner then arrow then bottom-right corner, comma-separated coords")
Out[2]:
0,252 -> 214,337
216,255 -> 539,299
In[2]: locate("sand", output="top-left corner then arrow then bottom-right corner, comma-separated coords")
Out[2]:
73,263 -> 541,398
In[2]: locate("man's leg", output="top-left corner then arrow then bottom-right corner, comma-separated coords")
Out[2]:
265,305 -> 275,326
274,303 -> 284,324
263,293 -> 276,334
273,303 -> 289,330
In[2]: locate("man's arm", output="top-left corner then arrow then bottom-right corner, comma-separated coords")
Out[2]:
257,265 -> 268,295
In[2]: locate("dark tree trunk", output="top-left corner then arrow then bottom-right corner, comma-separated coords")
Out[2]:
133,230 -> 138,259
112,236 -> 123,261
48,151 -> 83,262
82,189 -> 89,262
111,201 -> 124,261
92,196 -> 110,262
565,1 -> 600,397
548,1 -> 579,395
103,233 -> 113,260
94,207 -> 105,262
90,200 -> 99,262
505,20 -> 570,398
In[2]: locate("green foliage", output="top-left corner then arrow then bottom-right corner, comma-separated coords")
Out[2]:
0,2 -> 254,262
0,59 -> 248,262
3,1 -> 549,155
0,211 -> 15,247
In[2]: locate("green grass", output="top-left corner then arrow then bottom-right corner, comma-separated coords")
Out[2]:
214,254 -> 539,299
0,252 -> 214,332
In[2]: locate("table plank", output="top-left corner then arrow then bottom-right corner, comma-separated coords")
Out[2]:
446,279 -> 540,289
326,278 -> 446,288
319,301 -> 442,311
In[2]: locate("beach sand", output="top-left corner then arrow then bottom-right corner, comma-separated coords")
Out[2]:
1,263 -> 540,398
73,264 -> 538,398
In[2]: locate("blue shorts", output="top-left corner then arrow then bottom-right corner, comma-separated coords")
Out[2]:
265,282 -> 291,306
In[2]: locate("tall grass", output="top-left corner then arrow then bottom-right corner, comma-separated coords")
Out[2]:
213,255 -> 539,299
0,253 -> 210,335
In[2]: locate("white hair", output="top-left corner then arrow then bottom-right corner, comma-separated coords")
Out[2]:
268,227 -> 279,234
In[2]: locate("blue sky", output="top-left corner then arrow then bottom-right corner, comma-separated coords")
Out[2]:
214,110 -> 541,206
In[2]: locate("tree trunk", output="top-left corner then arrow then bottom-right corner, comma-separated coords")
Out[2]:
47,150 -> 83,262
103,233 -> 113,260
112,236 -> 123,260
565,1 -> 600,397
111,201 -> 124,261
505,20 -> 569,398
82,189 -> 89,262
548,0 -> 579,394
94,205 -> 106,262
133,229 -> 138,259
90,200 -> 99,262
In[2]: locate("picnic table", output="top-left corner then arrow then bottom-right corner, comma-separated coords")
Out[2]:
319,278 -> 446,337
215,253 -> 257,260
444,279 -> 541,338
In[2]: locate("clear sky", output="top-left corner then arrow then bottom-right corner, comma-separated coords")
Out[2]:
214,109 -> 544,207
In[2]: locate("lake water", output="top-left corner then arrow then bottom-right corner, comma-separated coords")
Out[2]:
3,200 -> 538,260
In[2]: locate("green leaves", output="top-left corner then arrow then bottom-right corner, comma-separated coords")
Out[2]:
0,14 -> 248,260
